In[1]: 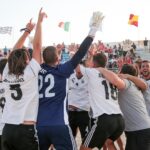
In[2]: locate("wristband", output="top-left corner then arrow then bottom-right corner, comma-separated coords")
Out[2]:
88,27 -> 97,37
20,28 -> 31,34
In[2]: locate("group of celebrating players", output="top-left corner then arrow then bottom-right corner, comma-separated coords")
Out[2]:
0,8 -> 150,150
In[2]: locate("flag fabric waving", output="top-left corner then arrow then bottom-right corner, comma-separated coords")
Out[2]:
128,14 -> 138,27
0,26 -> 12,34
58,22 -> 70,32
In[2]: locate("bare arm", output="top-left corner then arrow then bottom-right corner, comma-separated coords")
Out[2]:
33,8 -> 47,64
97,68 -> 126,90
118,74 -> 148,91
13,19 -> 35,50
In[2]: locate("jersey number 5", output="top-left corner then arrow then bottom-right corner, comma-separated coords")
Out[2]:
10,84 -> 22,100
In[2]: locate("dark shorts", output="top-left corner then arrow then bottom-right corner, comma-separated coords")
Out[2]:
125,128 -> 150,150
82,113 -> 125,149
37,125 -> 77,150
0,135 -> 1,150
2,124 -> 39,150
68,110 -> 90,141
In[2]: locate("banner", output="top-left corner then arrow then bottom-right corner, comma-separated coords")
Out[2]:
0,26 -> 12,34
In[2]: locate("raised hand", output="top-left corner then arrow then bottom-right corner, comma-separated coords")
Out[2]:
38,8 -> 47,23
88,11 -> 105,37
89,11 -> 104,30
33,8 -> 47,64
26,18 -> 35,32
13,19 -> 35,49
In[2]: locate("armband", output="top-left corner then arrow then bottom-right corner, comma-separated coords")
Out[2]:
20,28 -> 31,34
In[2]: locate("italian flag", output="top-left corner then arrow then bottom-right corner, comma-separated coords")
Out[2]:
58,22 -> 70,32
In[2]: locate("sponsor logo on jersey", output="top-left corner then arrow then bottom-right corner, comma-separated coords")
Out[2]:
3,78 -> 24,83
40,68 -> 47,74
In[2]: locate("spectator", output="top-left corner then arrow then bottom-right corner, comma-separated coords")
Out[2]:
144,37 -> 148,51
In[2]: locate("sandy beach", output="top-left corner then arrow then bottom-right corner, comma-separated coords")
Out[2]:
76,132 -> 126,150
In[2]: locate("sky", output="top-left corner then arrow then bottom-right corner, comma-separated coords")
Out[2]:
0,0 -> 150,48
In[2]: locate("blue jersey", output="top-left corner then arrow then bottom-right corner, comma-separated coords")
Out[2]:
37,62 -> 74,126
37,36 -> 93,126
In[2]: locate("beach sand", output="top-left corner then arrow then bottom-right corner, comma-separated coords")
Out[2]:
76,131 -> 126,150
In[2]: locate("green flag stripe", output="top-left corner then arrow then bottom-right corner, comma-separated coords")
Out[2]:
64,22 -> 70,32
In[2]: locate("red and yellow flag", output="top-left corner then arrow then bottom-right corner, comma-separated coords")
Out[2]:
128,14 -> 138,27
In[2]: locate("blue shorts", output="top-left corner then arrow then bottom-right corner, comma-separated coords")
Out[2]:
37,125 -> 77,150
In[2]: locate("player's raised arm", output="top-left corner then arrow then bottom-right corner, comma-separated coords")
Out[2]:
13,19 -> 35,50
70,11 -> 104,68
119,74 -> 148,91
33,8 -> 47,64
97,67 -> 126,90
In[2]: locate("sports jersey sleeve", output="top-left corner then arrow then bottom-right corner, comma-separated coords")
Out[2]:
29,58 -> 41,75
70,36 -> 93,68
124,79 -> 131,89
57,62 -> 74,78
58,36 -> 93,78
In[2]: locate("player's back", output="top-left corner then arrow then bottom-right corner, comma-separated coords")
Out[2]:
80,66 -> 122,118
118,79 -> 150,131
2,59 -> 40,124
37,62 -> 74,126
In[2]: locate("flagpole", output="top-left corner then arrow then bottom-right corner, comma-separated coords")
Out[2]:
137,26 -> 140,47
65,22 -> 71,44
69,22 -> 71,44
11,26 -> 15,50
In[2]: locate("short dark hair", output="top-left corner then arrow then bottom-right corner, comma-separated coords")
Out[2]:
120,64 -> 138,76
0,58 -> 7,74
43,46 -> 58,64
142,60 -> 150,63
93,52 -> 107,67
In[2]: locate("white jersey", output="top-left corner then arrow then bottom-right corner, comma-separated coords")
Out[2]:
0,81 -> 5,135
2,59 -> 41,124
80,66 -> 122,118
68,72 -> 90,111
143,79 -> 150,115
